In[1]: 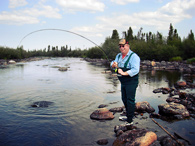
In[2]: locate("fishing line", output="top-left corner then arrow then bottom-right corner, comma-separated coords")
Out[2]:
18,28 -> 110,63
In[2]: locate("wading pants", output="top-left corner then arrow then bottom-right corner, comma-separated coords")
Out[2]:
121,80 -> 138,123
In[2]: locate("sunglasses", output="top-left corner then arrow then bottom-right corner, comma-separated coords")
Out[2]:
119,44 -> 125,48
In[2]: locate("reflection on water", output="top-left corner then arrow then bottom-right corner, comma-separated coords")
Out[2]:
0,57 -> 194,146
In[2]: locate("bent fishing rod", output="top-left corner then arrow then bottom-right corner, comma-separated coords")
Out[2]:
18,28 -> 110,63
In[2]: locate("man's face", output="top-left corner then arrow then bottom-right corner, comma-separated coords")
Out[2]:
119,44 -> 129,55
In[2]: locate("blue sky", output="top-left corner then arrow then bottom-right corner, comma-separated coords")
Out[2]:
0,0 -> 194,51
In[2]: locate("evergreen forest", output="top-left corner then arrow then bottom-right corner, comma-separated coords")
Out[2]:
0,23 -> 195,62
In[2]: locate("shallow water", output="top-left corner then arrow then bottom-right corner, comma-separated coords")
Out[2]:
0,57 -> 194,146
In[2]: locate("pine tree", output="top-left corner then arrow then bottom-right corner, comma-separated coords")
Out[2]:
126,27 -> 134,41
111,29 -> 119,40
167,23 -> 174,44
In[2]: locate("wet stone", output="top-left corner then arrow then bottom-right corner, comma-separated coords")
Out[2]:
158,102 -> 190,118
135,101 -> 155,113
109,107 -> 123,112
90,108 -> 114,120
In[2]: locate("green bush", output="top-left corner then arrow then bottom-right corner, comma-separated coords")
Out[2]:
187,58 -> 195,64
169,56 -> 183,62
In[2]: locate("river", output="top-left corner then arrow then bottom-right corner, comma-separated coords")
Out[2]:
0,57 -> 194,146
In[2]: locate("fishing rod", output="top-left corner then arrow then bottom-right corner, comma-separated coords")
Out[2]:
18,28 -> 110,62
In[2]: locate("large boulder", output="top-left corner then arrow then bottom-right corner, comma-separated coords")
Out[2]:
158,102 -> 190,118
135,101 -> 155,113
113,128 -> 157,146
90,108 -> 114,120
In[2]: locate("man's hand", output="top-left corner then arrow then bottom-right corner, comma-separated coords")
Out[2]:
112,62 -> 118,68
118,68 -> 129,76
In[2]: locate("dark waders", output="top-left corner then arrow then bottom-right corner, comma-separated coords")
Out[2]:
117,53 -> 139,123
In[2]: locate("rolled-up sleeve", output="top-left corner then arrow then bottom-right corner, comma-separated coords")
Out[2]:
127,54 -> 140,77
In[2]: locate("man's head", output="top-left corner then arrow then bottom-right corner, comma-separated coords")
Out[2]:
119,39 -> 130,55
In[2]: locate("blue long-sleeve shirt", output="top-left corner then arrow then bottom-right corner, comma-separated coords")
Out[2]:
110,50 -> 140,77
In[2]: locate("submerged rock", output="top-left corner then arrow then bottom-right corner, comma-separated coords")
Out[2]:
90,108 -> 114,120
31,101 -> 54,107
96,139 -> 108,145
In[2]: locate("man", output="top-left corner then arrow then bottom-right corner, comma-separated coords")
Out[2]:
111,39 -> 140,125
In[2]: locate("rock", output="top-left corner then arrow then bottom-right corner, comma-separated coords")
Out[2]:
149,112 -> 161,118
31,101 -> 54,107
96,139 -> 108,145
151,61 -> 156,66
160,61 -> 166,66
90,108 -> 114,120
166,96 -> 180,103
160,136 -> 176,146
98,104 -> 108,108
101,70 -> 112,74
113,128 -> 157,146
162,87 -> 171,94
159,136 -> 185,146
8,60 -> 16,64
179,92 -> 188,99
3,62 -> 7,65
135,101 -> 155,113
158,102 -> 190,118
175,81 -> 187,89
114,124 -> 128,133
173,115 -> 184,120
58,67 -> 68,71
109,107 -> 123,112
153,88 -> 163,93
116,130 -> 124,137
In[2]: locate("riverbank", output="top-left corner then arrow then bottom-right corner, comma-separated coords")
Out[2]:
84,58 -> 195,74
0,57 -> 50,65
1,57 -> 195,74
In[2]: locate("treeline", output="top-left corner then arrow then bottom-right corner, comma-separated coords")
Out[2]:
0,23 -> 195,62
102,23 -> 195,61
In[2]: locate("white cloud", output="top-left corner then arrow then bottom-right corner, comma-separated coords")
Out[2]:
0,11 -> 39,25
22,5 -> 61,19
9,0 -> 28,8
159,0 -> 195,17
0,4 -> 61,25
110,0 -> 139,5
56,0 -> 105,12
71,0 -> 195,37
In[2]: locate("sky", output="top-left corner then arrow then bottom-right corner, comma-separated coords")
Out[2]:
0,0 -> 194,51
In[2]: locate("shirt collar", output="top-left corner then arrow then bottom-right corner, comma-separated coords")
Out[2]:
126,50 -> 132,56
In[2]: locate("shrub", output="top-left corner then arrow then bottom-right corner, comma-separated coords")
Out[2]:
187,58 -> 195,64
169,56 -> 183,62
